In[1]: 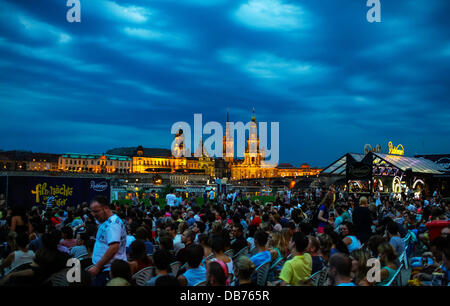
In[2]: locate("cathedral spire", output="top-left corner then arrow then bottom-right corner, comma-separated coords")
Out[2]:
226,107 -> 230,122
251,107 -> 256,122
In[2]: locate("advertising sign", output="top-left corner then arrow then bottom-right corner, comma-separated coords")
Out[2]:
7,176 -> 110,208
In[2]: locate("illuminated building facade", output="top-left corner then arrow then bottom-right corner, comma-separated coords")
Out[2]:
129,144 -> 215,176
276,163 -> 322,178
58,153 -> 131,173
230,109 -> 322,180
0,110 -> 321,179
0,151 -> 59,171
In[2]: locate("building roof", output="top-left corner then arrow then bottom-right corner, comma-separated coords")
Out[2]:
62,153 -> 131,161
414,154 -> 450,173
322,152 -> 447,176
0,151 -> 60,163
414,154 -> 450,162
374,153 -> 446,174
277,163 -> 294,169
106,147 -> 172,158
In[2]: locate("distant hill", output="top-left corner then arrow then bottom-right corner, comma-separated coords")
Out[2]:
106,147 -> 172,157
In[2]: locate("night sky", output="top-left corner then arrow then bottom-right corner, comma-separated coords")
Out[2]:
0,0 -> 449,167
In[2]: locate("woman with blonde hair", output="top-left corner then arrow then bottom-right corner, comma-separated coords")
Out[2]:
376,242 -> 398,286
178,221 -> 189,236
281,228 -> 292,253
350,249 -> 372,286
270,230 -> 290,259
318,234 -> 333,262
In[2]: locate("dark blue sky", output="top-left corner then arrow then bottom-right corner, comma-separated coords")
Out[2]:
0,0 -> 449,167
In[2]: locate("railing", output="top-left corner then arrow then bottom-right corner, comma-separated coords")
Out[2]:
384,232 -> 414,286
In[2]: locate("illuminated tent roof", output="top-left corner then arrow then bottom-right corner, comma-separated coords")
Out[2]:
373,153 -> 446,174
322,152 -> 446,176
321,153 -> 364,176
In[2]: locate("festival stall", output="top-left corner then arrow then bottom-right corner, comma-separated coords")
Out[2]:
320,142 -> 447,197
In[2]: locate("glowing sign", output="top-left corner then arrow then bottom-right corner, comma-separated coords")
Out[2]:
413,179 -> 425,189
388,141 -> 404,156
392,176 -> 402,193
364,144 -> 381,154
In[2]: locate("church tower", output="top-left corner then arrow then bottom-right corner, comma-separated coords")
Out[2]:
172,129 -> 186,158
223,109 -> 234,162
195,138 -> 209,158
246,108 -> 260,166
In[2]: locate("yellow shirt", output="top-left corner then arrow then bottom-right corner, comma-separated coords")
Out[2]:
279,253 -> 312,286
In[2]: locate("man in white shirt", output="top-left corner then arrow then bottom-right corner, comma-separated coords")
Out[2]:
166,223 -> 184,255
166,192 -> 176,207
89,196 -> 127,286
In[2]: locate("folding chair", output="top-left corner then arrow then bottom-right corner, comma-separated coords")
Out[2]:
308,267 -> 328,286
194,280 -> 207,286
254,261 -> 271,286
76,252 -> 89,260
385,263 -> 404,286
307,269 -> 322,286
233,246 -> 249,261
132,266 -> 155,286
271,256 -> 284,269
180,262 -> 188,273
84,264 -> 94,272
4,262 -> 33,276
43,268 -> 71,286
170,261 -> 182,276
205,253 -> 215,261
224,249 -> 234,258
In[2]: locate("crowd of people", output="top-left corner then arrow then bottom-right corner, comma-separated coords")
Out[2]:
0,185 -> 449,286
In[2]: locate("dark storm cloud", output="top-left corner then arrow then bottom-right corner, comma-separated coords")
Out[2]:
0,0 -> 449,167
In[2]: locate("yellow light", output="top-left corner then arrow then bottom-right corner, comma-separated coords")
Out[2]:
388,141 -> 404,156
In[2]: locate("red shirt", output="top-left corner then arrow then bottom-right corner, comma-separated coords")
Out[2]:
51,217 -> 61,225
426,220 -> 450,242
251,216 -> 262,226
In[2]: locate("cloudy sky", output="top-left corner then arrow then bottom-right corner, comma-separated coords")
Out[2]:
0,0 -> 449,167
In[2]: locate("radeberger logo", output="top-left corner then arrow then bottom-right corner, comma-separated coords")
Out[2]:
90,181 -> 108,192
388,141 -> 404,156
